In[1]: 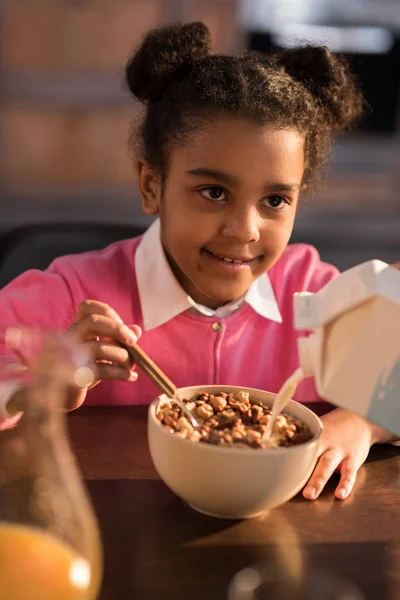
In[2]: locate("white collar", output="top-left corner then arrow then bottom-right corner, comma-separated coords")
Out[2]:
135,219 -> 282,331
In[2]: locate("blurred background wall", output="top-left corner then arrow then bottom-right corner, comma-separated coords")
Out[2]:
1,0 -> 400,270
1,0 -> 243,230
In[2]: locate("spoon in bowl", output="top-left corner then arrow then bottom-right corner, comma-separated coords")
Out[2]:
122,342 -> 202,429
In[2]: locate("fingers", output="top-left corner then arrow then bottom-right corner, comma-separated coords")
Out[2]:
88,340 -> 133,369
95,363 -> 138,383
303,451 -> 360,501
335,458 -> 357,500
67,387 -> 88,412
67,362 -> 138,412
71,314 -> 137,346
303,450 -> 340,500
87,339 -> 137,382
70,301 -> 138,346
74,300 -> 123,324
67,301 -> 142,387
128,324 -> 142,340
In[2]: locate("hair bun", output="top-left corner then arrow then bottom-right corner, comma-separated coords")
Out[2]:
278,45 -> 364,130
125,22 -> 211,103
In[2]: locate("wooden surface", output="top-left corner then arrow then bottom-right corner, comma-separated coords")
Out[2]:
1,0 -> 242,193
68,404 -> 400,600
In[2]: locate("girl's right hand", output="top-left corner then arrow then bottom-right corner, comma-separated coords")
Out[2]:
66,300 -> 142,410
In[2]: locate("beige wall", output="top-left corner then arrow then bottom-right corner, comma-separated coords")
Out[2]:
1,1 -> 396,238
1,0 -> 242,228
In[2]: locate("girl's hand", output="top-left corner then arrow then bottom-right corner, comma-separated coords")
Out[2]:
303,408 -> 396,501
66,300 -> 142,410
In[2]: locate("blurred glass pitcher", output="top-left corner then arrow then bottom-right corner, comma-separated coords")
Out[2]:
0,328 -> 102,600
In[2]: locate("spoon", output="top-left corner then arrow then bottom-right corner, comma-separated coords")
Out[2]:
262,368 -> 304,442
158,393 -> 203,429
122,342 -> 202,429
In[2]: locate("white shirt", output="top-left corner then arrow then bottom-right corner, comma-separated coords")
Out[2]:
135,219 -> 282,331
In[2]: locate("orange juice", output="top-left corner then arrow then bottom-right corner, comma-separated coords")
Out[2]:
0,523 -> 96,600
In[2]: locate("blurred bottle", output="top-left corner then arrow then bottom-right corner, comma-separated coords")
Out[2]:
0,328 -> 102,600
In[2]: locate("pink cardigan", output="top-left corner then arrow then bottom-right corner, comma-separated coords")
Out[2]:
0,235 -> 338,406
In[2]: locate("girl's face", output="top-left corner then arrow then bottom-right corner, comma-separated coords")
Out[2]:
138,116 -> 305,309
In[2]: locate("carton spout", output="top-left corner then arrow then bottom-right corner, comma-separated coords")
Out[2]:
294,261 -> 400,332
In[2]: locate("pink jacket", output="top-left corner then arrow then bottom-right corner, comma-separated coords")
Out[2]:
0,232 -> 338,406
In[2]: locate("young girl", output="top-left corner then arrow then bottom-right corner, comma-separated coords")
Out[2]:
0,22 -> 396,500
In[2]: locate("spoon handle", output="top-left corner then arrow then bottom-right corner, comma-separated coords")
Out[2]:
123,343 -> 177,398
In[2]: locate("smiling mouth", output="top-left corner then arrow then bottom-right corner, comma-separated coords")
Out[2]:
203,249 -> 256,264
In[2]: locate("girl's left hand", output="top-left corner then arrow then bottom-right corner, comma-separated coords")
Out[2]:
303,408 -> 395,501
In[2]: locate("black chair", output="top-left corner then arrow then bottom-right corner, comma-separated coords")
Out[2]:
0,222 -> 147,289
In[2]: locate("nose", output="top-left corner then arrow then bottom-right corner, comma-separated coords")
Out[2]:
221,206 -> 261,244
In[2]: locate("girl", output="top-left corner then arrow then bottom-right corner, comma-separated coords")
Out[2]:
0,22 -> 396,501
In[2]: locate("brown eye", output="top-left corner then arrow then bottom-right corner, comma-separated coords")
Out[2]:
200,187 -> 227,201
262,196 -> 287,209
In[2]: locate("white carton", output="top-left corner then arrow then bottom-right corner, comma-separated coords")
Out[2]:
294,260 -> 400,437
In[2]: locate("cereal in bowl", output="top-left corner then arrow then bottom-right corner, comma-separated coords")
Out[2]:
157,391 -> 312,449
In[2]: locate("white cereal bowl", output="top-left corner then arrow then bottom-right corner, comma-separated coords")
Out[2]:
148,385 -> 323,519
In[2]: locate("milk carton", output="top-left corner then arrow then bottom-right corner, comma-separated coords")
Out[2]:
294,260 -> 400,437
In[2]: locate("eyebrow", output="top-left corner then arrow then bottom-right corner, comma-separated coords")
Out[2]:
186,168 -> 300,193
186,168 -> 238,186
266,183 -> 301,193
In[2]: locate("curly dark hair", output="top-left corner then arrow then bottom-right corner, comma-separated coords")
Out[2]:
125,22 -> 364,186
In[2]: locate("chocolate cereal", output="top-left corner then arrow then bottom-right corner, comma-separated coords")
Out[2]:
157,391 -> 313,449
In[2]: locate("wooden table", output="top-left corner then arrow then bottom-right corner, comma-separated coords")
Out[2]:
68,404 -> 400,600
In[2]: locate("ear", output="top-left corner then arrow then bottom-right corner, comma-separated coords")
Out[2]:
136,159 -> 162,216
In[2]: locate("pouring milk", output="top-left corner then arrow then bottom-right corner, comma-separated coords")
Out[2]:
285,259 -> 400,438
